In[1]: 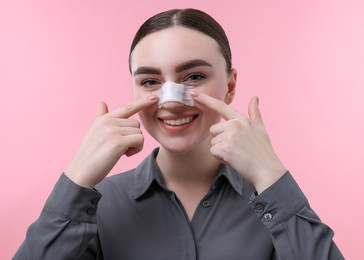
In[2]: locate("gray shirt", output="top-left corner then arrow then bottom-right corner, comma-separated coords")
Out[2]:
14,148 -> 344,259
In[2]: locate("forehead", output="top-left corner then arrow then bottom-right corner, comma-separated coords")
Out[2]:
130,26 -> 224,72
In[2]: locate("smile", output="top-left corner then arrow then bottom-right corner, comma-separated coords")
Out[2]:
163,116 -> 194,126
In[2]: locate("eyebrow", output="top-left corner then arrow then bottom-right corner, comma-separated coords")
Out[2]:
133,59 -> 213,76
133,67 -> 161,76
175,59 -> 213,73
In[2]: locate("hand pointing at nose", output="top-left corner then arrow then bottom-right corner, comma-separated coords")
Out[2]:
191,91 -> 287,194
65,95 -> 159,189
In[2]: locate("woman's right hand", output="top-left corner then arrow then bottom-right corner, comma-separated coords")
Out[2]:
65,95 -> 158,189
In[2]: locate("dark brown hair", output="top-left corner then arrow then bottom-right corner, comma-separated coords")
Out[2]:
129,8 -> 232,73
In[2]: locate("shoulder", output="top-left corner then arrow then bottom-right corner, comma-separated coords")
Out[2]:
95,148 -> 160,199
96,169 -> 136,198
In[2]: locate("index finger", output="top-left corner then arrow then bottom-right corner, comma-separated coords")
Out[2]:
191,91 -> 241,120
108,95 -> 158,118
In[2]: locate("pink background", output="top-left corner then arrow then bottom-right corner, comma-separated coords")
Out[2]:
1,0 -> 363,258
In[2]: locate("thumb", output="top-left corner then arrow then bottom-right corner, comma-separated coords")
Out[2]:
248,96 -> 264,125
98,101 -> 109,116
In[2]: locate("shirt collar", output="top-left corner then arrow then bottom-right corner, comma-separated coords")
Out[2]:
216,163 -> 244,196
133,148 -> 245,200
133,148 -> 162,199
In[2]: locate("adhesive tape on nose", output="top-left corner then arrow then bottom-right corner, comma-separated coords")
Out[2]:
153,81 -> 195,108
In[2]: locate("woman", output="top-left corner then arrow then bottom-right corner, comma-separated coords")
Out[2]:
14,8 -> 344,259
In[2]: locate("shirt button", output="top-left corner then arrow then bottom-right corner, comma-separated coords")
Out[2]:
255,204 -> 264,213
87,208 -> 96,216
263,213 -> 273,221
202,201 -> 210,208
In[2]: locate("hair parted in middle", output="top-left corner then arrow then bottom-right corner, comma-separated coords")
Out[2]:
128,8 -> 232,74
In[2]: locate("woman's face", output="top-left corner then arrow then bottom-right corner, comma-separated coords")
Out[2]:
130,26 -> 236,154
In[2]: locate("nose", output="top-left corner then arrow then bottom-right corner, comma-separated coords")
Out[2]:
160,101 -> 185,110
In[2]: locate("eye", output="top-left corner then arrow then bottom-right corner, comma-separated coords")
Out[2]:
184,73 -> 206,83
140,79 -> 162,90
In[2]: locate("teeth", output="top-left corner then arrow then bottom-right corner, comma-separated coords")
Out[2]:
164,116 -> 193,126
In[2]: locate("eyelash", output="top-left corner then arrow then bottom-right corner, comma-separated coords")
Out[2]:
140,79 -> 162,89
139,73 -> 206,89
183,73 -> 206,84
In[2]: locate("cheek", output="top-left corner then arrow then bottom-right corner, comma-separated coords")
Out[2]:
198,82 -> 227,101
138,110 -> 152,133
138,105 -> 157,121
195,82 -> 227,124
133,87 -> 149,98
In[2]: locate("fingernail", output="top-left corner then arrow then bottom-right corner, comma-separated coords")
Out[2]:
148,95 -> 159,101
190,91 -> 199,97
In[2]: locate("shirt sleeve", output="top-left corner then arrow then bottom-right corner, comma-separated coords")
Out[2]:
13,173 -> 103,260
249,172 -> 345,260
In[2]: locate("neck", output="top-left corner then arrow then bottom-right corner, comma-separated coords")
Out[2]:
156,139 -> 220,187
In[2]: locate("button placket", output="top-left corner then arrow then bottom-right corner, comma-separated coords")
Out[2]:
87,208 -> 96,216
202,200 -> 210,208
255,204 -> 264,213
91,197 -> 99,205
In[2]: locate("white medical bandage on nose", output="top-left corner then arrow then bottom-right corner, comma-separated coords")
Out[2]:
153,81 -> 195,108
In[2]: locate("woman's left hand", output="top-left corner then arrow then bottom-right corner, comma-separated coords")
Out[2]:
192,92 -> 287,194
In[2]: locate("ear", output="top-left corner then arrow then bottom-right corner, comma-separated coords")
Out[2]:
224,68 -> 237,104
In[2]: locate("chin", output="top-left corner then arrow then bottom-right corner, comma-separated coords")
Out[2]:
159,140 -> 195,155
158,134 -> 211,156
